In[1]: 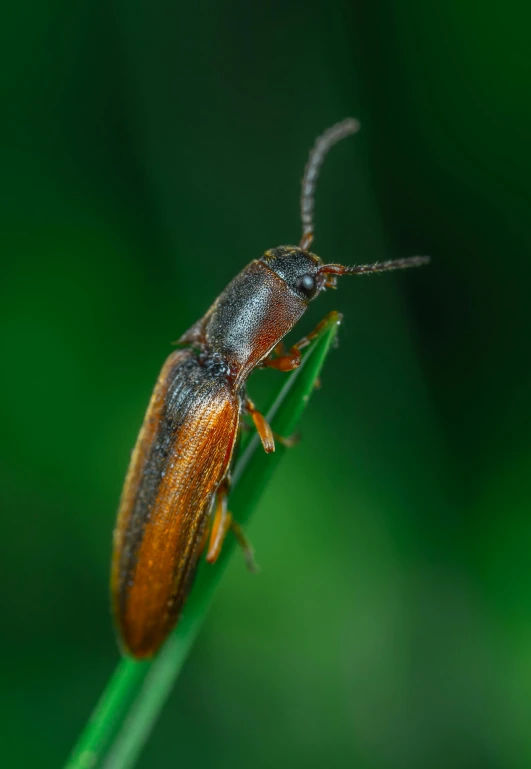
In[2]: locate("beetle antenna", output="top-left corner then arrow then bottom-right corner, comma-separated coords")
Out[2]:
300,118 -> 360,251
318,256 -> 431,279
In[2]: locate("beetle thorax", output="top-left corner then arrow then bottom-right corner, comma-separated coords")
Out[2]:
203,258 -> 308,386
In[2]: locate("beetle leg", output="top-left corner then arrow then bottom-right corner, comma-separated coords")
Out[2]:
260,340 -> 300,372
197,518 -> 211,556
206,483 -> 231,564
245,397 -> 275,453
244,399 -> 299,450
261,346 -> 301,372
230,519 -> 259,573
262,311 -> 340,372
272,430 -> 301,448
289,311 -> 340,354
206,483 -> 258,572
272,341 -> 287,357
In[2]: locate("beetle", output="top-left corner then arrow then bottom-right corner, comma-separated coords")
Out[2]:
111,118 -> 429,658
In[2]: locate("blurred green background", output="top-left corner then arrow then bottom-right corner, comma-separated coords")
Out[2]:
1,1 -> 530,767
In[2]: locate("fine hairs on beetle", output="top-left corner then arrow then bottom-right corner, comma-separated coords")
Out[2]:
111,118 -> 430,659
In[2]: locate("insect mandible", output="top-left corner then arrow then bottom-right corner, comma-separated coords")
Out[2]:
111,118 -> 429,658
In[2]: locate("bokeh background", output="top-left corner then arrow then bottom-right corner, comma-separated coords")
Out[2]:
2,1 -> 530,767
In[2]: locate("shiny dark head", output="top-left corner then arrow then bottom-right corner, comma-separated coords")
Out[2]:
260,246 -> 431,301
260,246 -> 325,302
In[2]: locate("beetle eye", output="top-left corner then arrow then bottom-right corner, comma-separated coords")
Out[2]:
297,273 -> 317,299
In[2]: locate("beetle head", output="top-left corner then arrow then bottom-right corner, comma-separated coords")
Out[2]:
259,120 -> 429,305
260,246 -> 328,303
261,245 -> 430,303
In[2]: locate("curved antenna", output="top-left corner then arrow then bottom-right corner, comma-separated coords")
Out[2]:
300,118 -> 360,250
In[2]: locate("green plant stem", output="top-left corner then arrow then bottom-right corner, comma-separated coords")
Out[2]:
65,311 -> 341,769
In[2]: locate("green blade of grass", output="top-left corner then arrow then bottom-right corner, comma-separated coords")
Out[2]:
65,311 -> 342,769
